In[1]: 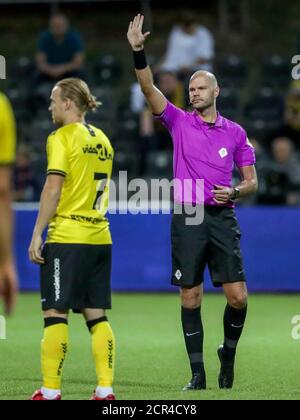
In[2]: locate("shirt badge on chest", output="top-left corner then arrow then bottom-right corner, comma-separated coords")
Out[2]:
219,147 -> 228,158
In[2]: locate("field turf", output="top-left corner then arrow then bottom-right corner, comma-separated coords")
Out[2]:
0,293 -> 299,400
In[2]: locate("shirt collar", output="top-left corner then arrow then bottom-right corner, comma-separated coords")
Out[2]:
192,110 -> 224,128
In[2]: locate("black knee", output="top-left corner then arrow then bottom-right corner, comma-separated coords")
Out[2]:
44,317 -> 68,328
86,316 -> 108,332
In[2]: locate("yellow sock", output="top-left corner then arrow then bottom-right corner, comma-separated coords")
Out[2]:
91,321 -> 115,387
41,321 -> 69,390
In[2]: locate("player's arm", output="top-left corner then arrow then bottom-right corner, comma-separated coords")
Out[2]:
0,166 -> 18,315
28,175 -> 64,264
212,166 -> 258,204
127,14 -> 167,115
0,167 -> 14,265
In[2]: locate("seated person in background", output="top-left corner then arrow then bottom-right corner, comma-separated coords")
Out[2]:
257,137 -> 300,205
13,144 -> 40,202
35,13 -> 85,84
135,72 -> 185,175
267,81 -> 300,148
159,11 -> 214,77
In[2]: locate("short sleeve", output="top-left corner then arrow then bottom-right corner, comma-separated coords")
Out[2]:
153,100 -> 185,131
47,131 -> 69,176
195,27 -> 214,60
0,94 -> 16,165
70,31 -> 84,53
234,129 -> 256,167
37,31 -> 48,52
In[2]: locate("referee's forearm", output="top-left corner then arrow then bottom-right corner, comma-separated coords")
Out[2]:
135,67 -> 154,94
235,179 -> 258,198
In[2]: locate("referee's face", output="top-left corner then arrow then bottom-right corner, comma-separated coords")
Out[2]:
189,76 -> 219,112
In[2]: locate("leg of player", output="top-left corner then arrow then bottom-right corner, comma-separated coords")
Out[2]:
83,308 -> 116,400
180,284 -> 206,390
218,282 -> 248,389
31,309 -> 69,400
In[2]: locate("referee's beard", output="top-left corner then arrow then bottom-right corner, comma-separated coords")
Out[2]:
192,99 -> 215,113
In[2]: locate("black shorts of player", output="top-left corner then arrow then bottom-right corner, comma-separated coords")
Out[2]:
40,243 -> 112,312
171,205 -> 246,288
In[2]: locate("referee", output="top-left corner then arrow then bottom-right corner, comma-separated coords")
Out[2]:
0,92 -> 18,315
29,78 -> 115,400
127,15 -> 258,390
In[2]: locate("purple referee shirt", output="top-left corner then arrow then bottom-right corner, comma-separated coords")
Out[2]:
154,101 -> 256,207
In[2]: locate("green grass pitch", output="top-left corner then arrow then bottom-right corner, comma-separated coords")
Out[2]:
0,293 -> 299,400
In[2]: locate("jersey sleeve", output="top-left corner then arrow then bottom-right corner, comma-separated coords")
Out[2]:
0,94 -> 16,165
46,130 -> 69,176
234,128 -> 256,167
153,100 -> 185,132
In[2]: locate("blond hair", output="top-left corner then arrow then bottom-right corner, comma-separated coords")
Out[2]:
56,78 -> 101,113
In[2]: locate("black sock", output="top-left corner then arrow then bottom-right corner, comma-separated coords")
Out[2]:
181,306 -> 204,375
223,304 -> 248,360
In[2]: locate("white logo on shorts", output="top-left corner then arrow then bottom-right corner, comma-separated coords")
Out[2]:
219,147 -> 228,158
53,258 -> 61,302
175,270 -> 182,280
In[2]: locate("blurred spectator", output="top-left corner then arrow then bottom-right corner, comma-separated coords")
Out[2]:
35,13 -> 85,85
159,11 -> 214,77
136,72 -> 185,175
257,137 -> 300,205
267,81 -> 300,148
13,144 -> 40,202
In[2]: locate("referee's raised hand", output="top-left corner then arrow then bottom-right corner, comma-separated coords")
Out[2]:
127,14 -> 151,51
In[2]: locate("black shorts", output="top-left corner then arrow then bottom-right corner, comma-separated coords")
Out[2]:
40,243 -> 112,312
171,206 -> 246,288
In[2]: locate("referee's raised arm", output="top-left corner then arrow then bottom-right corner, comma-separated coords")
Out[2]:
127,14 -> 167,115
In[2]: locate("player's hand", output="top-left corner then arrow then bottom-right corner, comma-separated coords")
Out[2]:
28,235 -> 45,265
127,14 -> 151,51
212,185 -> 234,205
0,261 -> 18,315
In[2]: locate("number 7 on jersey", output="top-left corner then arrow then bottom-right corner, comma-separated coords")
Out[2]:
93,172 -> 108,213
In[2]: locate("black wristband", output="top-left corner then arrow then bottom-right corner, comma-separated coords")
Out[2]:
133,49 -> 148,70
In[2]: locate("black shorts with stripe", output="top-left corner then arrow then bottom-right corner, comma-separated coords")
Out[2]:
40,243 -> 112,312
171,205 -> 246,288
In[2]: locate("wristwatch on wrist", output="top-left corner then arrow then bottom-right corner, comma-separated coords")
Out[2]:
231,187 -> 240,200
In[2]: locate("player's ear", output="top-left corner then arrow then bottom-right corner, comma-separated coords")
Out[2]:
64,98 -> 71,111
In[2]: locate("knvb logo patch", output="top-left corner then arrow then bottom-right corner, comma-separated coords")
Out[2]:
0,316 -> 6,340
0,55 -> 6,80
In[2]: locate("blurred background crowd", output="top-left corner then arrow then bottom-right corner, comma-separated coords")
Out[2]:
1,0 -> 300,205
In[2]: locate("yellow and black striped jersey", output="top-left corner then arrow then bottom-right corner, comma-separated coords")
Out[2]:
46,122 -> 114,245
0,92 -> 16,165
